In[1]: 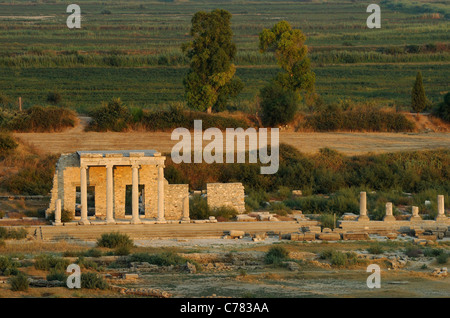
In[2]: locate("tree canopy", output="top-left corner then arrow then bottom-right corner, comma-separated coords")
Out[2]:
259,20 -> 315,94
411,71 -> 427,114
182,9 -> 243,113
258,21 -> 316,126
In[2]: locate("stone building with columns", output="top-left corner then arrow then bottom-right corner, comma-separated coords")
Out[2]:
47,150 -> 190,224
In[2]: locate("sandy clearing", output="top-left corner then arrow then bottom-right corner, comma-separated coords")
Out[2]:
14,129 -> 450,156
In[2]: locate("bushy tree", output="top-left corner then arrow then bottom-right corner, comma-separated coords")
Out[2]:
432,92 -> 450,122
182,9 -> 243,113
258,21 -> 315,125
88,98 -> 131,132
260,82 -> 299,126
411,71 -> 427,114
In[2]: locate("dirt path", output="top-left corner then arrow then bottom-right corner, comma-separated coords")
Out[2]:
13,117 -> 450,156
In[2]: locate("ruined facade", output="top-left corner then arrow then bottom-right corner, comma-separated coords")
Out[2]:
47,150 -> 189,224
207,183 -> 246,213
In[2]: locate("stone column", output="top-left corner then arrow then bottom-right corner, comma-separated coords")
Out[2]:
106,164 -> 115,224
54,199 -> 62,225
131,164 -> 142,224
410,206 -> 421,221
157,164 -> 166,223
436,195 -> 446,221
181,196 -> 190,223
358,191 -> 369,221
383,202 -> 395,222
79,165 -> 90,225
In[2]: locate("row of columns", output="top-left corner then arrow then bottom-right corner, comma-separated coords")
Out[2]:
78,163 -> 165,224
358,192 -> 447,221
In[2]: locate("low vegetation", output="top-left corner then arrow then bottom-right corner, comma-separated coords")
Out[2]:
96,232 -> 134,249
0,106 -> 76,132
264,246 -> 289,265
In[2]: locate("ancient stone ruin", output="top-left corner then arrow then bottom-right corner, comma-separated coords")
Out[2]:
47,150 -> 190,224
47,150 -> 247,226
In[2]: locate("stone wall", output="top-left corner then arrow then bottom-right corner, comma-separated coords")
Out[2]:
165,184 -> 189,220
207,183 -> 245,213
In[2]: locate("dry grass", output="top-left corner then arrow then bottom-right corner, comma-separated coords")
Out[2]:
13,116 -> 450,156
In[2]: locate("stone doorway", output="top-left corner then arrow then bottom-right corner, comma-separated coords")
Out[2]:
125,184 -> 145,216
75,186 -> 95,216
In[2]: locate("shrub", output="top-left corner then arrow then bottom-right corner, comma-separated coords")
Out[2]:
436,253 -> 448,264
34,254 -> 69,271
0,133 -> 18,155
76,257 -> 99,270
319,249 -> 333,260
269,202 -> 291,216
46,92 -> 63,105
264,246 -> 289,265
0,227 -> 28,240
260,82 -> 299,126
114,245 -> 131,256
320,213 -> 336,229
10,273 -> 29,291
189,195 -> 209,220
432,92 -> 450,122
210,206 -> 238,221
423,248 -> 444,257
306,106 -> 414,132
330,251 -> 348,266
404,247 -> 423,258
46,269 -> 67,282
367,244 -> 384,255
6,106 -> 76,132
96,232 -> 134,249
0,256 -> 18,275
128,252 -> 187,266
81,272 -> 108,289
83,248 -> 103,258
87,98 -> 131,132
61,210 -> 73,223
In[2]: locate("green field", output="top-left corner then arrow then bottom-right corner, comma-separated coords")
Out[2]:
0,0 -> 448,112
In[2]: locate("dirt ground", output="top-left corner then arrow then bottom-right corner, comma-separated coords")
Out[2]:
0,237 -> 448,298
12,117 -> 450,156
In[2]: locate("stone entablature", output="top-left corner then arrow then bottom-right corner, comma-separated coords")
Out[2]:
47,150 -> 189,225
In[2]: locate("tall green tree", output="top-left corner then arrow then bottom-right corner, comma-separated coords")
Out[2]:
258,21 -> 315,125
411,71 -> 427,115
182,9 -> 243,113
259,21 -> 315,95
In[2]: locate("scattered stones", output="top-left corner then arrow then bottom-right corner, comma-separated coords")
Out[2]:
288,232 -> 315,241
252,232 -> 267,242
227,230 -> 245,239
122,273 -> 139,280
386,233 -> 398,240
283,261 -> 300,271
341,213 -> 359,221
28,278 -> 65,288
317,232 -> 341,241
235,214 -> 257,222
110,285 -> 171,298
342,232 -> 369,240
432,267 -> 448,277
182,262 -> 197,274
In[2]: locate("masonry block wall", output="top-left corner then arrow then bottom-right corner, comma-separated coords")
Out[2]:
165,184 -> 189,220
207,182 -> 245,213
